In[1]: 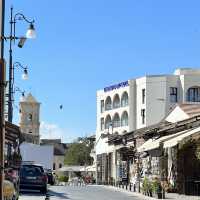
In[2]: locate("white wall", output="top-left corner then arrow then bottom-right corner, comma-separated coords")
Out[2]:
95,68 -> 200,183
165,106 -> 189,123
136,77 -> 146,129
96,80 -> 134,156
20,142 -> 54,169
145,76 -> 167,127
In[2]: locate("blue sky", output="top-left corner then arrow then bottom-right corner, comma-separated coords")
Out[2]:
4,0 -> 200,141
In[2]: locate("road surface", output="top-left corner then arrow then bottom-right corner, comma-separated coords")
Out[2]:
19,185 -> 145,200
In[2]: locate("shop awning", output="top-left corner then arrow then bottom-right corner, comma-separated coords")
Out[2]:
137,139 -> 159,152
57,165 -> 85,172
163,126 -> 200,148
137,129 -> 189,152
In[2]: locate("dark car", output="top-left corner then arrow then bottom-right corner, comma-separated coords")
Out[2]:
45,169 -> 55,185
19,164 -> 47,193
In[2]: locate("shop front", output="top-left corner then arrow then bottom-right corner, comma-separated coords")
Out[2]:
163,126 -> 200,195
5,121 -> 21,168
137,124 -> 200,196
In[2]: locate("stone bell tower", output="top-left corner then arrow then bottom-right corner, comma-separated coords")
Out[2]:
19,93 -> 40,144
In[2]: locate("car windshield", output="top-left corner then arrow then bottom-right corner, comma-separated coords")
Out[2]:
21,166 -> 43,177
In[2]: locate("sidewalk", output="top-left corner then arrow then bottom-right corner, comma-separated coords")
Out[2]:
101,185 -> 200,200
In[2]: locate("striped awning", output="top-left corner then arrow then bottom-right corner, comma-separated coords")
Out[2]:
137,129 -> 189,152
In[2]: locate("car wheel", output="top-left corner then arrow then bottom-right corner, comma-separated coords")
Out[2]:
40,187 -> 47,194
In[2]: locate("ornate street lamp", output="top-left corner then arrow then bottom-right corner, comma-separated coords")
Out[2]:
14,86 -> 25,102
3,6 -> 36,122
6,62 -> 28,120
13,62 -> 29,80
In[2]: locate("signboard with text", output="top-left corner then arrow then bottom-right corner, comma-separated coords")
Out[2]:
104,81 -> 129,92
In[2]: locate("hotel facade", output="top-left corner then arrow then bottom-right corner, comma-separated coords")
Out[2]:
95,68 -> 200,184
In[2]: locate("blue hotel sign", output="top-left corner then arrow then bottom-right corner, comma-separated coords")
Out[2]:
104,81 -> 129,92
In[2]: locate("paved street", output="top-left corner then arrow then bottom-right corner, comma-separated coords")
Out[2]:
19,185 -> 144,200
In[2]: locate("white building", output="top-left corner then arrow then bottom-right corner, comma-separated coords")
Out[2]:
96,68 -> 200,184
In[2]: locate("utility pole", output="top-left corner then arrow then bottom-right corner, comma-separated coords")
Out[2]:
0,0 -> 5,199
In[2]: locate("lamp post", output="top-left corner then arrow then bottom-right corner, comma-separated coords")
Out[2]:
7,61 -> 28,119
5,6 -> 36,122
0,0 -> 5,199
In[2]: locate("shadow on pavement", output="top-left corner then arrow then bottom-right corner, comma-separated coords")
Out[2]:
48,189 -> 70,199
20,189 -> 45,196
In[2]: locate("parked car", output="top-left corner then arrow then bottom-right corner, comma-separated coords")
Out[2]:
19,163 -> 48,193
45,169 -> 55,185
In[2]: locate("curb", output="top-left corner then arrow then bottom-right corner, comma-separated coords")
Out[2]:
99,185 -> 158,200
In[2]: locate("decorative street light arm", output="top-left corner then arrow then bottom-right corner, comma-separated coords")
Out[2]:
14,13 -> 35,24
13,11 -> 35,41
13,61 -> 28,81
13,61 -> 27,70
14,86 -> 25,96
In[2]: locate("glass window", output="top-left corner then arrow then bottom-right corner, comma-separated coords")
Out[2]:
121,92 -> 128,107
100,100 -> 104,113
105,97 -> 112,110
105,115 -> 111,129
21,166 -> 42,176
121,111 -> 128,126
187,87 -> 200,102
142,89 -> 145,104
113,113 -> 120,128
170,87 -> 178,103
113,94 -> 120,109
100,118 -> 104,131
141,109 -> 145,124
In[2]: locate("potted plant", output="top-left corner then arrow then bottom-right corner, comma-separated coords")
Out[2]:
152,178 -> 163,199
142,177 -> 152,197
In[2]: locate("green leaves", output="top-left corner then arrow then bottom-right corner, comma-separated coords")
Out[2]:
64,141 -> 93,166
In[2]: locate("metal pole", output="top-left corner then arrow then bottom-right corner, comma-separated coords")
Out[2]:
0,60 -> 5,200
8,6 -> 13,123
1,0 -> 4,59
0,0 -> 5,199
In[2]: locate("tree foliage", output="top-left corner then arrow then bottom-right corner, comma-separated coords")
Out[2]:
64,137 -> 94,166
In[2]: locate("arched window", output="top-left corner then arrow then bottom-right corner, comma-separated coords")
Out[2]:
187,87 -> 200,102
105,96 -> 112,110
113,113 -> 120,128
28,113 -> 32,121
121,111 -> 128,126
59,163 -> 62,168
105,115 -> 112,129
113,94 -> 120,109
121,92 -> 128,107
100,118 -> 104,131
